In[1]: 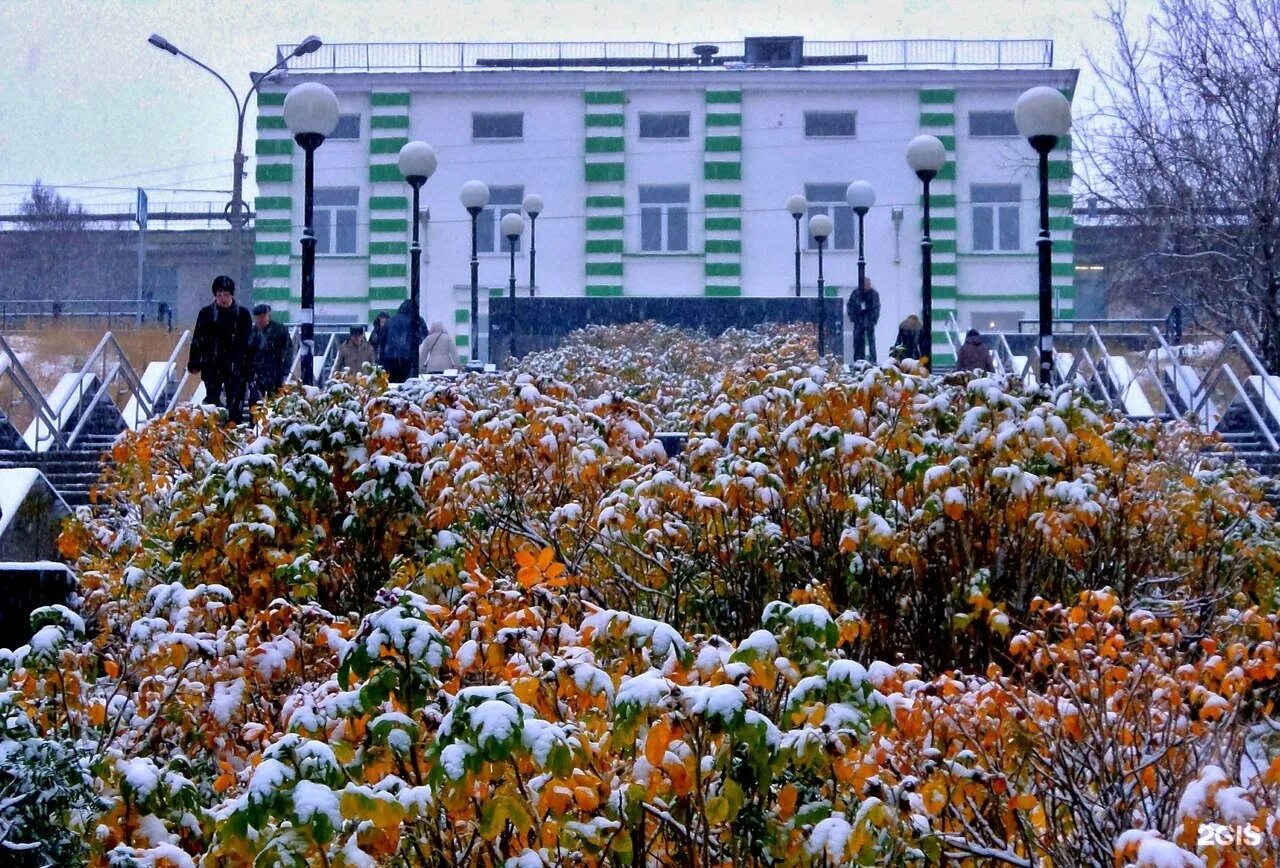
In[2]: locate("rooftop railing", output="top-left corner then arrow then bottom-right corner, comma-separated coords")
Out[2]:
275,39 -> 1054,73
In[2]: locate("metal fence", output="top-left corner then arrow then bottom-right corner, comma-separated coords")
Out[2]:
0,299 -> 174,330
278,39 -> 1054,73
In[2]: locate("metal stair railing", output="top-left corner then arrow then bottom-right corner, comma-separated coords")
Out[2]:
61,333 -> 157,449
1148,327 -> 1209,425
160,330 -> 195,415
0,333 -> 66,451
1190,331 -> 1280,452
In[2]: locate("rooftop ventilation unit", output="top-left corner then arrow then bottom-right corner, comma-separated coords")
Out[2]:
743,36 -> 803,67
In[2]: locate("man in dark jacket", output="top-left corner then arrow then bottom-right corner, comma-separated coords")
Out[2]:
369,311 -> 391,366
846,277 -> 881,363
188,275 -> 252,423
893,314 -> 924,361
382,299 -> 427,383
955,329 -> 993,373
248,303 -> 292,404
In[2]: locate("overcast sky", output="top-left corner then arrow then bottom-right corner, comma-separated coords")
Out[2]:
0,0 -> 1142,212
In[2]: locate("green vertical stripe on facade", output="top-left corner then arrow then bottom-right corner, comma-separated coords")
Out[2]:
369,218 -> 409,233
368,241 -> 408,255
918,89 -> 956,104
370,115 -> 410,129
254,242 -> 291,256
705,90 -> 742,103
369,263 -> 407,279
369,196 -> 409,210
920,113 -> 956,127
254,286 -> 290,301
704,217 -> 741,231
586,196 -> 625,208
704,162 -> 741,181
255,139 -> 293,156
585,162 -> 625,182
255,164 -> 292,183
704,286 -> 742,296
586,239 -> 624,254
256,196 -> 291,211
368,286 -> 409,301
584,114 -> 625,127
584,91 -> 625,104
704,262 -> 741,277
257,92 -> 286,106
585,136 -> 625,153
923,195 -> 957,209
255,219 -> 291,233
369,137 -> 410,154
705,194 -> 741,209
704,136 -> 742,152
706,113 -> 742,127
1047,161 -> 1073,180
586,216 -> 624,231
585,262 -> 624,276
257,115 -> 287,130
1048,194 -> 1073,209
585,285 -> 624,296
704,239 -> 741,254
370,92 -> 411,106
369,164 -> 402,182
255,264 -> 291,279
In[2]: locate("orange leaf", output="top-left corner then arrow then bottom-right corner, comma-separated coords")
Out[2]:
645,718 -> 672,767
103,659 -> 120,679
536,547 -> 554,570
213,772 -> 236,794
515,550 -> 537,569
778,784 -> 798,821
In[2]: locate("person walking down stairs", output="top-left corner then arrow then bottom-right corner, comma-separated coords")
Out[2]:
188,275 -> 252,424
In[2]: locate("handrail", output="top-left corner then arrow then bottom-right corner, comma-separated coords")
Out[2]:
0,333 -> 66,450
1221,365 -> 1279,452
65,362 -> 122,449
1231,331 -> 1280,420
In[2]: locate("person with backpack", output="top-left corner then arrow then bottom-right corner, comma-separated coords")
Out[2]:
188,275 -> 252,423
383,299 -> 427,383
846,276 -> 881,363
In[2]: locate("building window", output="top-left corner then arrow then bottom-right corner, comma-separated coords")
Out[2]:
969,110 -> 1018,137
476,185 -> 524,253
804,111 -> 857,138
472,112 -> 524,140
971,184 -> 1021,251
638,112 -> 690,139
313,187 -> 359,255
804,183 -> 856,250
330,114 -> 361,140
639,185 -> 690,252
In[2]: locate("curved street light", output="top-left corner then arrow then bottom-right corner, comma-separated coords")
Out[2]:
1016,86 -> 1073,387
398,141 -> 437,379
906,134 -> 947,370
147,32 -> 323,302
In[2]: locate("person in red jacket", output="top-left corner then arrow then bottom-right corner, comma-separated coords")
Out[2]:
188,275 -> 252,424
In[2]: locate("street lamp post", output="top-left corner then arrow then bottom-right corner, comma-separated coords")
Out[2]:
906,135 -> 947,371
460,180 -> 490,366
283,82 -> 339,387
846,181 -> 875,295
1015,86 -> 1073,387
809,214 -> 833,358
148,33 -> 322,297
787,194 -> 808,297
398,141 -> 437,380
522,194 -> 542,297
502,212 -> 525,364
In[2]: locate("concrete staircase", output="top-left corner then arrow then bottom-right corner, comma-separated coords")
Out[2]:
0,396 -> 124,508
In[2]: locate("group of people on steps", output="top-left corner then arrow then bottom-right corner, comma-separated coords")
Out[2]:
845,276 -> 991,371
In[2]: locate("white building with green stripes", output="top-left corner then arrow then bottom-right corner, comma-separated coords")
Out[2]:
253,39 -> 1077,365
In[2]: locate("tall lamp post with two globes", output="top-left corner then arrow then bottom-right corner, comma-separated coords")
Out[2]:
398,141 -> 437,379
809,213 -> 833,358
1015,86 -> 1073,387
905,135 -> 947,371
460,181 -> 490,366
283,82 -> 339,387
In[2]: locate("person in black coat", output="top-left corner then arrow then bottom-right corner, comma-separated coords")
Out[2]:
369,311 -> 391,366
846,276 -> 881,363
382,299 -> 427,383
188,275 -> 252,423
247,303 -> 292,404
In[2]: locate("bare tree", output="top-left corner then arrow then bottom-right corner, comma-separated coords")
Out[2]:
1081,0 -> 1280,368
